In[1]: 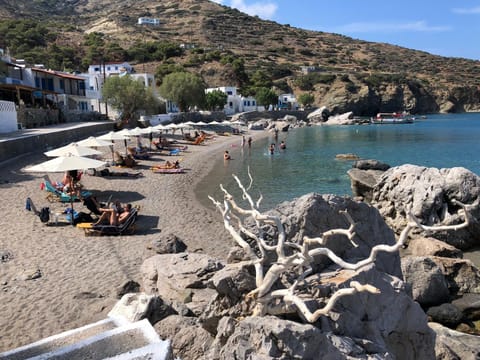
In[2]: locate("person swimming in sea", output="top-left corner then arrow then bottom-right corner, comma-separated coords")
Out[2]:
269,143 -> 275,155
279,140 -> 286,150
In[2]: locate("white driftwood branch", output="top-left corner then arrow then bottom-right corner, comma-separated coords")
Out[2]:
209,176 -> 471,322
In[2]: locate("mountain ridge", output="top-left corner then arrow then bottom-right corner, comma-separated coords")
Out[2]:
1,0 -> 479,114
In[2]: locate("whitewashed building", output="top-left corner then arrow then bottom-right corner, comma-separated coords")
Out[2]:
138,17 -> 160,26
206,86 -> 261,115
278,93 -> 298,110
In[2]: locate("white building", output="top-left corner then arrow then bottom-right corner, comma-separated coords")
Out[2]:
138,17 -> 160,26
206,86 -> 261,115
82,62 -> 156,117
278,93 -> 298,110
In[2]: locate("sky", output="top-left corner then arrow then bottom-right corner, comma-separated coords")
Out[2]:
210,0 -> 480,60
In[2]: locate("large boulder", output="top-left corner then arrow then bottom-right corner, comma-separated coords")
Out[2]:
401,256 -> 450,306
141,253 -> 224,315
265,193 -> 402,278
407,237 -> 463,259
430,322 -> 480,360
207,315 -> 392,359
371,165 -> 480,250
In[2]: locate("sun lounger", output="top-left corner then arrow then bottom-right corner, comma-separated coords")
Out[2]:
43,180 -> 92,203
76,207 -> 138,236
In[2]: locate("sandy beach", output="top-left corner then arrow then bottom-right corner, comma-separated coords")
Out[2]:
0,129 -> 267,352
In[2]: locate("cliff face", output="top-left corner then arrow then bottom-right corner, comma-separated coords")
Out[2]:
308,79 -> 480,115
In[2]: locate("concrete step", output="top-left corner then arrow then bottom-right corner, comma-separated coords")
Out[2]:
0,318 -> 171,360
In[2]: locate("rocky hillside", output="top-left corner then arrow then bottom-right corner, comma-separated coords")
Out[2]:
1,0 -> 479,115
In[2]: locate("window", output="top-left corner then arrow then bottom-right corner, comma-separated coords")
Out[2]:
59,79 -> 65,91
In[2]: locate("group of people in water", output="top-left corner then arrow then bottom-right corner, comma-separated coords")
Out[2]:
224,136 -> 287,160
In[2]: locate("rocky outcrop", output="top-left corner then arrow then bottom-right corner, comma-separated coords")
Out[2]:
347,159 -> 391,201
371,164 -> 480,250
430,322 -> 480,360
137,194 -> 443,359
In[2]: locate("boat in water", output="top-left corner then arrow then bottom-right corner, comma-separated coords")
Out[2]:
371,112 -> 415,124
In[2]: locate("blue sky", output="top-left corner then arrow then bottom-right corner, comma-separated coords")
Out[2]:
210,0 -> 480,60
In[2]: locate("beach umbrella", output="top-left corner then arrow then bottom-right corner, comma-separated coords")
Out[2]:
25,154 -> 106,224
45,142 -> 102,157
98,130 -> 131,155
77,136 -> 114,148
98,130 -> 131,141
25,154 -> 106,173
184,121 -> 196,126
194,121 -> 208,126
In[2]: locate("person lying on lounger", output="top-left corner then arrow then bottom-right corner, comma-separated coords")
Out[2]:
151,160 -> 180,170
95,202 -> 132,226
93,168 -> 143,178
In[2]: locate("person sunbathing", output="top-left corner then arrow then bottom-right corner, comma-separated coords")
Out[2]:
95,202 -> 132,226
128,146 -> 150,160
152,160 -> 180,170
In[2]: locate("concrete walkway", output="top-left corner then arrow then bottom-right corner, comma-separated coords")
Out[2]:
0,122 -> 114,164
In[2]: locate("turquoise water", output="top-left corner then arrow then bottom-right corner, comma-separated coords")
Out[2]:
196,113 -> 480,211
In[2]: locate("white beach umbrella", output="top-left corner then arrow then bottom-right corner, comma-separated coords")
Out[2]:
220,121 -> 233,126
194,121 -> 208,126
209,121 -> 221,125
184,121 -> 196,126
129,127 -> 144,136
98,130 -> 132,155
139,126 -> 157,135
98,131 -> 131,141
153,124 -> 167,131
25,154 -> 106,223
25,154 -> 106,173
45,143 -> 102,157
77,136 -> 113,148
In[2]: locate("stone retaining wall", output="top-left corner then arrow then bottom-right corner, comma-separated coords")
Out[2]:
0,122 -> 114,164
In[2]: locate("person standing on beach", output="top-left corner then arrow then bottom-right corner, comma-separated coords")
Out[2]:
241,136 -> 246,147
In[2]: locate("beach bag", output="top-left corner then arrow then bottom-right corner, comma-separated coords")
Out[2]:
39,207 -> 50,223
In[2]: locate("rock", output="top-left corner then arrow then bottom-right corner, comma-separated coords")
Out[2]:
353,159 -> 391,171
154,315 -> 214,360
199,263 -> 257,334
371,165 -> 480,250
116,280 -> 140,299
108,293 -> 173,323
208,315 -> 390,359
431,257 -> 480,297
430,322 -> 480,360
347,168 -> 385,202
307,106 -> 329,122
336,153 -> 360,160
21,268 -> 41,281
148,233 -> 187,254
401,256 -> 450,306
326,266 -> 436,360
407,237 -> 463,258
141,253 -> 224,315
427,303 -> 464,328
452,293 -> 480,321
266,193 -> 402,278
325,111 -> 355,125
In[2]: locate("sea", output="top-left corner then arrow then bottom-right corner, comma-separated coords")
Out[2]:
195,112 -> 480,265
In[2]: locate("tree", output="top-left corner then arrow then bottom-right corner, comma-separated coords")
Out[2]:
297,93 -> 315,108
205,90 -> 227,111
102,75 -> 161,127
255,87 -> 278,108
158,72 -> 206,112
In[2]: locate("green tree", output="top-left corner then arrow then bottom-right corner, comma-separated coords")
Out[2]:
159,72 -> 205,112
297,93 -> 315,108
255,87 -> 278,108
102,75 -> 160,127
205,90 -> 227,111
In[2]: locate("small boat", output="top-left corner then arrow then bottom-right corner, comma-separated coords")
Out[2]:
371,112 -> 414,124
